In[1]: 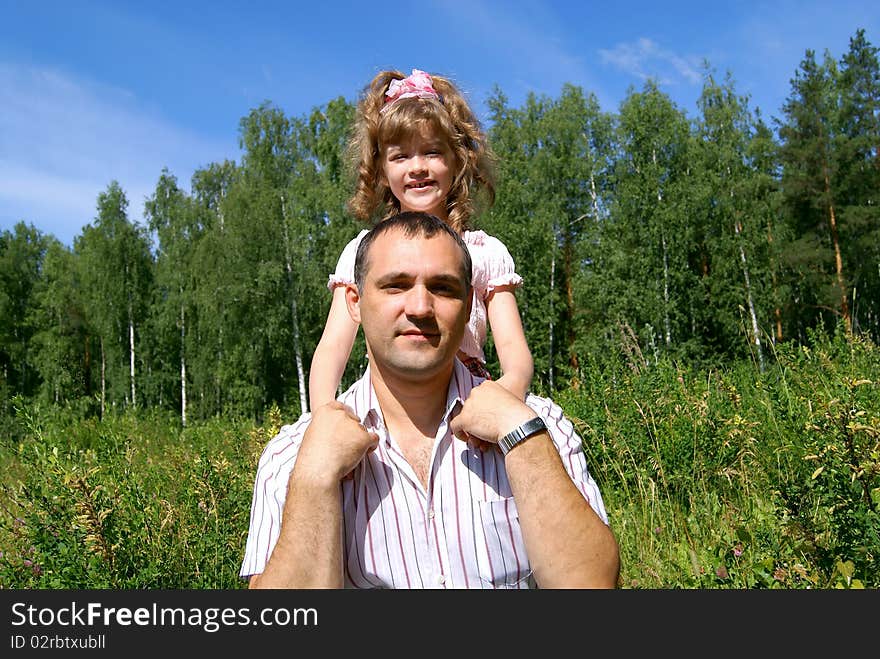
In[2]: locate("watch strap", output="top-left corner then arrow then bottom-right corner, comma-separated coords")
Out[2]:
498,417 -> 547,455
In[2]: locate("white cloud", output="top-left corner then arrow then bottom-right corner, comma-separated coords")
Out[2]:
599,37 -> 704,86
0,62 -> 236,246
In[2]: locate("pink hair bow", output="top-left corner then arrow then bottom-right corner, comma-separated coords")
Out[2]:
381,69 -> 440,112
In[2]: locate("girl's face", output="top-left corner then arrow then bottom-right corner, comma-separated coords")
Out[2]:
381,125 -> 455,221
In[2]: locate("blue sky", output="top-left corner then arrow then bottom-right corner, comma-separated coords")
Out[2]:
2,0 -> 878,247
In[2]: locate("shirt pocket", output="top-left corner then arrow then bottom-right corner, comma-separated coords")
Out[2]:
477,498 -> 533,588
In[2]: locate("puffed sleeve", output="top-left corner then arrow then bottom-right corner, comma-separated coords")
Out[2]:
327,230 -> 369,291
481,233 -> 524,293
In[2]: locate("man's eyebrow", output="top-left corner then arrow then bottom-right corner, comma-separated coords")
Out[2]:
374,272 -> 414,284
373,272 -> 464,286
429,274 -> 466,287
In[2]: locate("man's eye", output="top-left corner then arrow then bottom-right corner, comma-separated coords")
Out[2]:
433,285 -> 459,296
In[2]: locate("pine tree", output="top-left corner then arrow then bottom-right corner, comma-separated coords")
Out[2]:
778,49 -> 851,336
836,29 -> 880,338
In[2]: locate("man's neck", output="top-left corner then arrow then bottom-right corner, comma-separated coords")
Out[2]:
368,361 -> 454,438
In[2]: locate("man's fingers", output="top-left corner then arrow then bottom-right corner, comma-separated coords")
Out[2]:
324,400 -> 360,421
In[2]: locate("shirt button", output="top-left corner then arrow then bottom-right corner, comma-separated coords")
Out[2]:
427,508 -> 435,519
438,574 -> 446,585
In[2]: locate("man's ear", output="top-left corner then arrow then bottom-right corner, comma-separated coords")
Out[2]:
345,283 -> 362,323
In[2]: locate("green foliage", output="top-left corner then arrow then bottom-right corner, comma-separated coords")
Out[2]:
2,330 -> 876,589
0,222 -> 51,402
560,326 -> 878,588
756,327 -> 879,582
0,400 -> 269,588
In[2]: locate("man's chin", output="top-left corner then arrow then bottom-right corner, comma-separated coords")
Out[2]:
384,353 -> 452,380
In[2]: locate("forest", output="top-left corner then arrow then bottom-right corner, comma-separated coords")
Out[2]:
1,29 -> 877,588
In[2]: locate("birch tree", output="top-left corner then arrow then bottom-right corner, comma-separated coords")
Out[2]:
603,82 -> 694,362
145,169 -> 201,425
694,70 -> 775,369
76,182 -> 152,415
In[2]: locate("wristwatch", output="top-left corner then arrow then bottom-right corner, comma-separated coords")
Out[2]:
498,417 -> 547,455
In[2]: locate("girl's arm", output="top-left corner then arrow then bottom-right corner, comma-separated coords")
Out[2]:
485,285 -> 534,400
308,286 -> 360,411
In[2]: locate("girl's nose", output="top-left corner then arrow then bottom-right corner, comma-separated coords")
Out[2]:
408,155 -> 428,175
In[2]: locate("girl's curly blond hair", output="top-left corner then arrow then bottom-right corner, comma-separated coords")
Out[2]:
346,69 -> 496,233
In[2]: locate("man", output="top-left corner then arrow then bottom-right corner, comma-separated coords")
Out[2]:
241,212 -> 619,588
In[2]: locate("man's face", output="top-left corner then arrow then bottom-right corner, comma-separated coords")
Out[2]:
347,229 -> 470,382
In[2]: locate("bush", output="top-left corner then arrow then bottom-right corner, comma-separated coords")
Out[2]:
560,326 -> 878,588
0,402 -> 278,588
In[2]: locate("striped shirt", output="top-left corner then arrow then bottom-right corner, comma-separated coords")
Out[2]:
240,360 -> 610,589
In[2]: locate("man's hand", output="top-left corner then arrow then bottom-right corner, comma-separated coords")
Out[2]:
296,401 -> 379,484
450,380 -> 538,448
250,401 -> 377,589
451,382 -> 621,588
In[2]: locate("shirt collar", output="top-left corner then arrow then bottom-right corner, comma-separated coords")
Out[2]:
354,359 -> 481,436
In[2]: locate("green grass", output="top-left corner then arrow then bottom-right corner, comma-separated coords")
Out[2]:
0,404 -> 279,589
553,326 -> 878,588
1,328 -> 877,588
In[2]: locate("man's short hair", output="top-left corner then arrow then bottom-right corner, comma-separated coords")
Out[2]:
353,212 -> 473,293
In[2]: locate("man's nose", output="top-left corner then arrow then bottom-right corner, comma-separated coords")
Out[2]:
404,285 -> 433,317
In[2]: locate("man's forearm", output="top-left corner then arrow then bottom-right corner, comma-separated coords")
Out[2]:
505,434 -> 620,588
249,472 -> 344,588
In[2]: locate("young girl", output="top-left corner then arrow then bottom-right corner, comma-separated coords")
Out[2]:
309,68 -> 533,409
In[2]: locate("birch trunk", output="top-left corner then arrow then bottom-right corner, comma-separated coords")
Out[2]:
654,149 -> 671,346
564,241 -> 579,372
548,246 -> 556,391
823,168 -> 851,332
766,219 -> 784,342
100,337 -> 106,420
589,168 -> 600,219
180,298 -> 187,428
129,306 -> 136,408
735,220 -> 765,372
216,324 -> 223,414
290,295 -> 307,414
281,194 -> 308,415
662,230 -> 671,346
